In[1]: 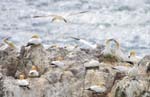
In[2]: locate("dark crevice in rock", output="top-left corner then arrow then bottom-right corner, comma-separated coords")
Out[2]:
0,75 -> 4,97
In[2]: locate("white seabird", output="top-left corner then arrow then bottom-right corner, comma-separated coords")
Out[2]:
84,59 -> 100,67
1,38 -> 16,50
102,39 -> 129,62
128,50 -> 142,64
87,85 -> 106,93
26,34 -> 42,46
17,74 -> 29,87
70,37 -> 98,49
28,65 -> 39,77
112,65 -> 131,73
33,11 -> 89,23
51,61 -> 65,68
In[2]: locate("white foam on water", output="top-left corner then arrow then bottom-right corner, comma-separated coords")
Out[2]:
0,0 -> 150,56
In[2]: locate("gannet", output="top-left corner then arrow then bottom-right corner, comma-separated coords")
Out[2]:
112,65 -> 131,73
70,37 -> 98,49
17,74 -> 29,87
33,14 -> 67,23
51,61 -> 65,68
2,38 -> 16,49
128,50 -> 142,64
26,34 -> 42,46
84,59 -> 100,67
28,65 -> 39,77
33,11 -> 89,23
101,39 -> 129,62
86,82 -> 106,93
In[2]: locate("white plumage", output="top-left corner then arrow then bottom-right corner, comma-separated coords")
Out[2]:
17,79 -> 29,87
51,61 -> 65,68
79,39 -> 97,49
70,37 -> 97,49
28,38 -> 42,45
112,66 -> 131,73
102,39 -> 129,61
129,55 -> 142,64
28,70 -> 39,77
87,85 -> 106,93
84,59 -> 100,67
128,65 -> 139,77
128,50 -> 142,64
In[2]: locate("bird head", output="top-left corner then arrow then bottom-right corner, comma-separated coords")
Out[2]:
31,65 -> 37,71
31,34 -> 40,39
56,56 -> 64,61
130,50 -> 136,57
19,74 -> 25,80
106,39 -> 120,49
97,81 -> 105,87
3,38 -> 16,48
124,63 -> 131,67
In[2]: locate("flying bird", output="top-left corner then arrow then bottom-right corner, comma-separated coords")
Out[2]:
33,11 -> 89,23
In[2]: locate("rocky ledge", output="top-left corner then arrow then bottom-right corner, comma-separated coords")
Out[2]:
0,44 -> 149,97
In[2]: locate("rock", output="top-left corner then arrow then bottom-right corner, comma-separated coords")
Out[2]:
0,46 -> 19,77
1,45 -> 148,97
84,59 -> 100,68
110,55 -> 150,97
110,77 -> 149,97
2,76 -> 49,97
16,45 -> 50,77
46,46 -> 69,61
0,73 -> 4,97
44,68 -> 63,84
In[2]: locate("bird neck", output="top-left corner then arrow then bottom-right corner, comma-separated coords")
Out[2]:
3,39 -> 16,48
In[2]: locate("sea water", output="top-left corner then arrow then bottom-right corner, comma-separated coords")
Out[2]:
0,0 -> 150,56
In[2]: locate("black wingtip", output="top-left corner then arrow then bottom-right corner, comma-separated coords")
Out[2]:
70,37 -> 80,40
122,61 -> 134,65
32,16 -> 41,18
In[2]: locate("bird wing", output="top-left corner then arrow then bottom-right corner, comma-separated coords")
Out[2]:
112,66 -> 130,72
33,14 -> 57,18
68,11 -> 89,16
51,16 -> 67,23
70,37 -> 97,49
